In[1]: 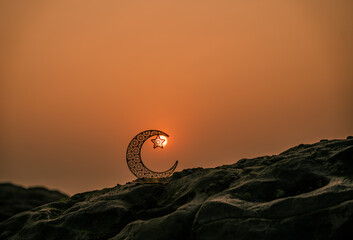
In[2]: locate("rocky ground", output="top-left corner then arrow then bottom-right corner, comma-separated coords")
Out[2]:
1,137 -> 353,240
0,183 -> 68,223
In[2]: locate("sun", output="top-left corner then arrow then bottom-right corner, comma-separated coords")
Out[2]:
159,135 -> 168,147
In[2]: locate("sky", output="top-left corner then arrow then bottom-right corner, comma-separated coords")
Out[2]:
1,0 -> 352,195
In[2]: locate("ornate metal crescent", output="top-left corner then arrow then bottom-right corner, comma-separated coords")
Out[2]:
126,130 -> 178,178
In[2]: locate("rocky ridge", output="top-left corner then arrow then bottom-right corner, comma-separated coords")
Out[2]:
0,183 -> 68,223
1,137 -> 353,240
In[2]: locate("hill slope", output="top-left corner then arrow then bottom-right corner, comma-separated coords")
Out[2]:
1,137 -> 353,240
0,183 -> 68,223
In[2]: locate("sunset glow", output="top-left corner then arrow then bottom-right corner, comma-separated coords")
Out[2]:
0,0 -> 352,194
159,136 -> 168,147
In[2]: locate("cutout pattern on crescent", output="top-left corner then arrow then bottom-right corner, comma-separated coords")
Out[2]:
126,130 -> 178,178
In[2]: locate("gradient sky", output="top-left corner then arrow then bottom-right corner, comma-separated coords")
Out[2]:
1,0 -> 352,195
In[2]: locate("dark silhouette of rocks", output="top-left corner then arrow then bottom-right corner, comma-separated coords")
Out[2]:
0,183 -> 68,223
1,137 -> 353,240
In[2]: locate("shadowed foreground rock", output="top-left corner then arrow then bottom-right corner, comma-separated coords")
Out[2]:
0,183 -> 68,223
1,137 -> 353,240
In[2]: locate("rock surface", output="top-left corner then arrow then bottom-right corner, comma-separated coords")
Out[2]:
0,183 -> 68,223
1,137 -> 353,240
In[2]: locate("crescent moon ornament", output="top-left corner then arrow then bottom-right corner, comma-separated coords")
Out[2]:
126,130 -> 178,179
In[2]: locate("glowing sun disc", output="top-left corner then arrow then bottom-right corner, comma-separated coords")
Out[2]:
159,135 -> 168,147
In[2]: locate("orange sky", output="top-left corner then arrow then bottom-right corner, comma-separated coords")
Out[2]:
1,0 -> 352,195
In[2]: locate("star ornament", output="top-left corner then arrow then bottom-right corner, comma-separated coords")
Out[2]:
151,135 -> 165,149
